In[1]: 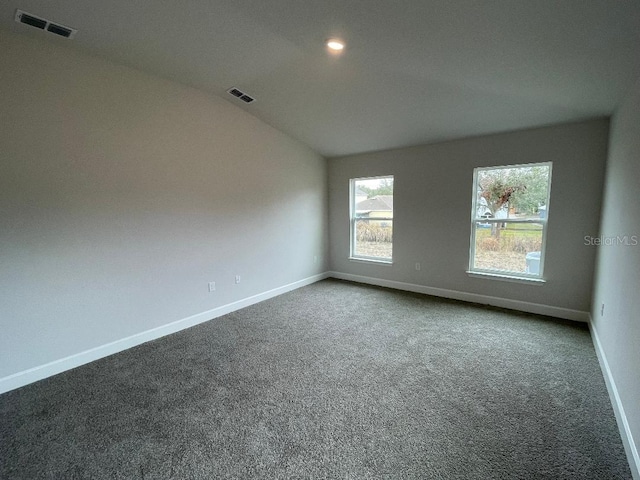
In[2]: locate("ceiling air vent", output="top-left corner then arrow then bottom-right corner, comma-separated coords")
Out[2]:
227,87 -> 255,104
15,10 -> 77,39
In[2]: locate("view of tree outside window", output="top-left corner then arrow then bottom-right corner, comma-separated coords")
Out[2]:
350,176 -> 394,262
470,163 -> 552,278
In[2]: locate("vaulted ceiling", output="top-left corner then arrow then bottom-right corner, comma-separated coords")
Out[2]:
2,1 -> 639,157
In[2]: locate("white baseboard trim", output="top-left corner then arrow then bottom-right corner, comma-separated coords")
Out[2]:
0,273 -> 329,395
589,317 -> 640,480
328,271 -> 590,322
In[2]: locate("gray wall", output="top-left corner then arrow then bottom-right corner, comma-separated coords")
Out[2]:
592,79 -> 640,473
329,119 -> 609,313
0,30 -> 327,379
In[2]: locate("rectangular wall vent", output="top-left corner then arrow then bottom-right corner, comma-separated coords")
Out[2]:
46,24 -> 74,38
15,9 -> 77,39
227,87 -> 255,104
17,12 -> 46,30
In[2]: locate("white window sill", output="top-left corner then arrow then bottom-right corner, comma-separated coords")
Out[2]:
466,270 -> 546,285
349,257 -> 393,266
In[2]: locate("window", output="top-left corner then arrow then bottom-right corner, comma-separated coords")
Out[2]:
469,163 -> 552,280
350,175 -> 394,263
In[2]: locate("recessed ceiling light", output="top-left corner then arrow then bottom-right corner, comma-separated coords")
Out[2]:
326,39 -> 345,52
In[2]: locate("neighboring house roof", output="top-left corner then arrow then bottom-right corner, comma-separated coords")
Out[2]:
356,195 -> 393,212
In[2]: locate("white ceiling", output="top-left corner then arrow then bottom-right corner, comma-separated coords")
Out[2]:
2,1 -> 639,157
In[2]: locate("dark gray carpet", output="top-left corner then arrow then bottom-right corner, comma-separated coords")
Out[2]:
0,279 -> 632,479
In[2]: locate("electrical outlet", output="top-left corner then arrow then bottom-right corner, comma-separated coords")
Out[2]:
208,282 -> 216,292
314,255 -> 318,263
415,262 -> 421,271
601,303 -> 605,316
235,275 -> 241,284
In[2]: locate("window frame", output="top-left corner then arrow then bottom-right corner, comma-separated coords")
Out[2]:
468,162 -> 552,281
349,175 -> 394,264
